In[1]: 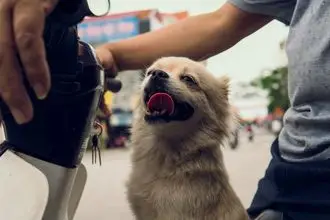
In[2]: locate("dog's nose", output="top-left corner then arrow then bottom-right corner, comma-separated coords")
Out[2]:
150,70 -> 169,79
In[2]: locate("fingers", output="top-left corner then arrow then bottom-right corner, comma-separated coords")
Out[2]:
0,0 -> 58,124
95,47 -> 122,93
43,0 -> 59,15
14,0 -> 50,100
0,0 -> 33,124
95,47 -> 113,69
95,47 -> 118,76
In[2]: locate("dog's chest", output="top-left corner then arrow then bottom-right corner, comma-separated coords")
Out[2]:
129,174 -> 196,213
128,164 -> 224,216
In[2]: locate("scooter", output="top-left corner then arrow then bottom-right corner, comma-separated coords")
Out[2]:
0,1 -> 117,219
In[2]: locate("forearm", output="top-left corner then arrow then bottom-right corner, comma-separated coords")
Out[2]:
102,3 -> 271,71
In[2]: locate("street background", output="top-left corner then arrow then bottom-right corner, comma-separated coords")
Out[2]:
74,128 -> 273,220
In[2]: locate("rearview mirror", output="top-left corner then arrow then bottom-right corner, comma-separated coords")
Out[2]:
48,0 -> 111,26
86,0 -> 111,16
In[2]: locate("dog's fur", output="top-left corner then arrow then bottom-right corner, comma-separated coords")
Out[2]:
127,57 -> 249,220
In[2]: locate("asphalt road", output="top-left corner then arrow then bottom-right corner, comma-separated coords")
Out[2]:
74,129 -> 274,220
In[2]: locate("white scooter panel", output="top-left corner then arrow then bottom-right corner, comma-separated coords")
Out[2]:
0,150 -> 49,220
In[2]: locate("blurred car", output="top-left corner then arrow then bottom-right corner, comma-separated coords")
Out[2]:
108,108 -> 133,147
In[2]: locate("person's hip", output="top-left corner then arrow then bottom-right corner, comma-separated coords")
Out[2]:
254,210 -> 330,220
248,138 -> 330,220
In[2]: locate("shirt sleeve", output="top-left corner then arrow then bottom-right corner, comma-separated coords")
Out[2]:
227,0 -> 296,25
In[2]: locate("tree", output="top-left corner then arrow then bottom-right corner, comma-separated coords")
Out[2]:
251,66 -> 289,113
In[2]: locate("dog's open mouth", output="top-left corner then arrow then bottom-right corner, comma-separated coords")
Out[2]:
147,92 -> 175,116
144,92 -> 194,123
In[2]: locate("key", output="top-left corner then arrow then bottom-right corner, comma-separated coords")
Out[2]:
91,121 -> 103,166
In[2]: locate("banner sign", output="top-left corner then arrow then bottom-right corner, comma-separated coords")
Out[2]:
78,16 -> 140,44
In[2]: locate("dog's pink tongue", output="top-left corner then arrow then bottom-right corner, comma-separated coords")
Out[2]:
147,93 -> 175,115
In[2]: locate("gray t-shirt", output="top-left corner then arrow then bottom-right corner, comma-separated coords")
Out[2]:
228,0 -> 330,162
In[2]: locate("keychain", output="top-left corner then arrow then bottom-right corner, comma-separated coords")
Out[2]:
91,121 -> 103,166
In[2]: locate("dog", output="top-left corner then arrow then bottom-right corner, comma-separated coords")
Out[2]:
127,57 -> 249,220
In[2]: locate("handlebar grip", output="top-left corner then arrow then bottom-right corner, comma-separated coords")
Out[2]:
106,79 -> 122,93
105,69 -> 118,78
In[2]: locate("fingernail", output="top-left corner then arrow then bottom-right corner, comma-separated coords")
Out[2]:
11,108 -> 29,124
33,83 -> 48,100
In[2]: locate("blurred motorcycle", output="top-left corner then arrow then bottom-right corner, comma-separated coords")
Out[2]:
246,124 -> 254,142
229,127 -> 240,149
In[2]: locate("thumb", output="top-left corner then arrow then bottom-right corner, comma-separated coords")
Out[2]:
95,47 -> 118,72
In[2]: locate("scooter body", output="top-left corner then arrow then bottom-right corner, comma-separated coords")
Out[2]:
0,144 -> 48,220
0,0 -> 111,218
0,148 -> 87,220
0,40 -> 101,220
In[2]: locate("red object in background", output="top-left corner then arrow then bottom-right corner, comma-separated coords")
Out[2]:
114,136 -> 126,147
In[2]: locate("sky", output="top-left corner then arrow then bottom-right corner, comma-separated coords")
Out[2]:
93,0 -> 290,82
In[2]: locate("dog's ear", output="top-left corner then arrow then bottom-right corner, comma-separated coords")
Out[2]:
217,76 -> 230,100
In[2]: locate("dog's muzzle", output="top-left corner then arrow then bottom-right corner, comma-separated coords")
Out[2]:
143,70 -> 194,123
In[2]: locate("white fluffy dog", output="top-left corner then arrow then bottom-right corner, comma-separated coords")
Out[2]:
127,57 -> 248,220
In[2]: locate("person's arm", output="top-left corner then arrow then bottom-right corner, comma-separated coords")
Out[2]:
100,2 -> 272,71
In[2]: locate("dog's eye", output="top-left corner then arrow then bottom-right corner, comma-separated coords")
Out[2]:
180,75 -> 197,85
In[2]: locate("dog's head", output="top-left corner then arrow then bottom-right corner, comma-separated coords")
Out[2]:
133,57 -> 232,139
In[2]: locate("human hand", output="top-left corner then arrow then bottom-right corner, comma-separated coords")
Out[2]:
0,0 -> 59,124
95,47 -> 122,93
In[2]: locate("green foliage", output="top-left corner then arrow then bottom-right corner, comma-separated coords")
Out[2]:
251,66 -> 289,113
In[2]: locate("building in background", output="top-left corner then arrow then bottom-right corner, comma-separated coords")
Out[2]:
229,82 -> 268,123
